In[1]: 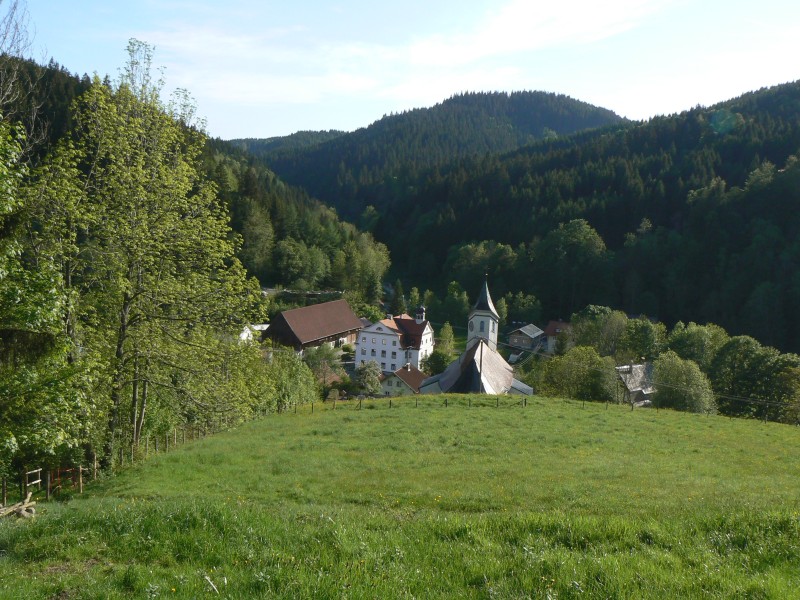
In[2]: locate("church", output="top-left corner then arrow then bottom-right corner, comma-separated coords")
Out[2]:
419,279 -> 533,396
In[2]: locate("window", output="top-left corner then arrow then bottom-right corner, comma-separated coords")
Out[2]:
391,364 -> 396,370
381,362 -> 386,370
371,350 -> 376,356
361,349 -> 366,355
361,336 -> 366,342
491,322 -> 496,333
372,338 -> 376,343
392,351 -> 397,358
381,350 -> 386,358
392,340 -> 397,346
480,321 -> 485,333
382,339 -> 386,345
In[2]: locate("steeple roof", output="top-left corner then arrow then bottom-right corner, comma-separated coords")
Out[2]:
472,277 -> 499,319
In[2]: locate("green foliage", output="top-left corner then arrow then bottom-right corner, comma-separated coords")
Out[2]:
421,349 -> 451,376
354,360 -> 382,396
436,322 -> 455,357
667,321 -> 729,372
302,344 -> 344,388
571,305 -> 628,357
653,351 -> 716,414
619,317 -> 667,362
541,346 -> 616,402
389,278 -> 406,315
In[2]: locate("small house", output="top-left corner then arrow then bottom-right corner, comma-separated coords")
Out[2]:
267,299 -> 363,353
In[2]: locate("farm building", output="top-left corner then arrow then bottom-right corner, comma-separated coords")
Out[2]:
267,299 -> 363,353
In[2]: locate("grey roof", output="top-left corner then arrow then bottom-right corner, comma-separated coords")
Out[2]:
509,324 -> 544,339
615,363 -> 655,395
420,339 -> 531,395
472,278 -> 499,319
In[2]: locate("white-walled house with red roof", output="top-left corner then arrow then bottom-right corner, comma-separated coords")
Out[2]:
355,306 -> 434,373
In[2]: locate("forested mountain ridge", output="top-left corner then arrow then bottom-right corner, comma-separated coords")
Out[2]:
253,91 -> 625,219
231,130 -> 346,155
370,81 -> 800,351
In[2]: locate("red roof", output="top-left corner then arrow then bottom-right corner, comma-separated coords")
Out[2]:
543,320 -> 570,337
391,364 -> 426,393
271,299 -> 362,347
377,314 -> 429,350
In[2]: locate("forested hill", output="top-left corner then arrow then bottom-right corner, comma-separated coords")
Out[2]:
251,91 -> 625,219
369,81 -> 800,351
231,129 -> 346,154
8,57 -> 390,305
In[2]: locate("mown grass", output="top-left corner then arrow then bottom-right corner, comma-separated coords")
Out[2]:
1,396 -> 799,598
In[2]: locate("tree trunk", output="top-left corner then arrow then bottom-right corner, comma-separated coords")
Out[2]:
102,292 -> 132,469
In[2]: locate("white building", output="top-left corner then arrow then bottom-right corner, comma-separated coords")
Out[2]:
355,306 -> 434,373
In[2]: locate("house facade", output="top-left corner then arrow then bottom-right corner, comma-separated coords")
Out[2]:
355,306 -> 434,373
508,324 -> 544,350
542,320 -> 571,353
380,363 -> 426,396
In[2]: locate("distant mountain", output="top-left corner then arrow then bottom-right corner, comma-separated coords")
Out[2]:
230,130 -> 346,155
253,91 -> 626,219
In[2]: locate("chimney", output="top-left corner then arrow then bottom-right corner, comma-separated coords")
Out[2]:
406,363 -> 411,371
386,313 -> 393,320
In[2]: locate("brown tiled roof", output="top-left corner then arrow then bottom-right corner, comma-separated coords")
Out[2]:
375,314 -> 429,350
543,320 -> 570,337
393,316 -> 429,350
392,364 -> 426,393
274,299 -> 362,346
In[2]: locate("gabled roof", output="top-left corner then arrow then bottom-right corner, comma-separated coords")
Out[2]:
421,339 -> 530,395
389,364 -> 426,393
393,315 -> 430,350
615,363 -> 655,396
472,278 -> 499,319
272,299 -> 362,346
509,324 -> 544,339
543,320 -> 570,337
368,313 -> 431,350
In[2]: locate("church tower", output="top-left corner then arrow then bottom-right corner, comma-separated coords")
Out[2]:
466,277 -> 499,351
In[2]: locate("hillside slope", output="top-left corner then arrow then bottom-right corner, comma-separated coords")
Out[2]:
1,397 -> 799,598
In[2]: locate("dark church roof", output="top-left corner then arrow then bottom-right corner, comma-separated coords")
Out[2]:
420,339 -> 532,395
473,278 -> 499,319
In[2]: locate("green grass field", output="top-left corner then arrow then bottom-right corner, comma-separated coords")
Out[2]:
2,396 -> 800,598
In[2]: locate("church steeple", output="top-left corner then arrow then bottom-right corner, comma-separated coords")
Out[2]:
466,274 -> 499,351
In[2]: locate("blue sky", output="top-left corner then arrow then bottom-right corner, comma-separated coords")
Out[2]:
25,0 -> 800,140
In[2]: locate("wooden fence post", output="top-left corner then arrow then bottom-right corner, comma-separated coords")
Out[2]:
93,453 -> 98,480
46,470 -> 50,501
78,466 -> 83,494
182,428 -> 186,445
389,398 -> 392,409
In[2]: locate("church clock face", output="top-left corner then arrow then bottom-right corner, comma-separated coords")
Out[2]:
469,321 -> 474,331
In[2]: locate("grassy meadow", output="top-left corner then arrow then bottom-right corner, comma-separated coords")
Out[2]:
1,395 -> 800,598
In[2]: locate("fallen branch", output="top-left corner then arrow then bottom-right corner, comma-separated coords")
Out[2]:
0,492 -> 36,518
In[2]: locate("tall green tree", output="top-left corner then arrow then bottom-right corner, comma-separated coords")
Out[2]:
653,351 -> 716,414
29,41 -> 262,466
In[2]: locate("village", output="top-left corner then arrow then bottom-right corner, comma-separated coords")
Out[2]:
248,280 -> 652,405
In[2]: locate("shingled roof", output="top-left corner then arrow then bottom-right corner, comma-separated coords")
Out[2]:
472,278 -> 499,319
269,299 -> 362,349
420,339 -> 532,395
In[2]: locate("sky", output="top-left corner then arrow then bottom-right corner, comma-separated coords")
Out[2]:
24,0 -> 800,140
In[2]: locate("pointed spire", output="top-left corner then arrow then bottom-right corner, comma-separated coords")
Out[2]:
473,274 -> 499,319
